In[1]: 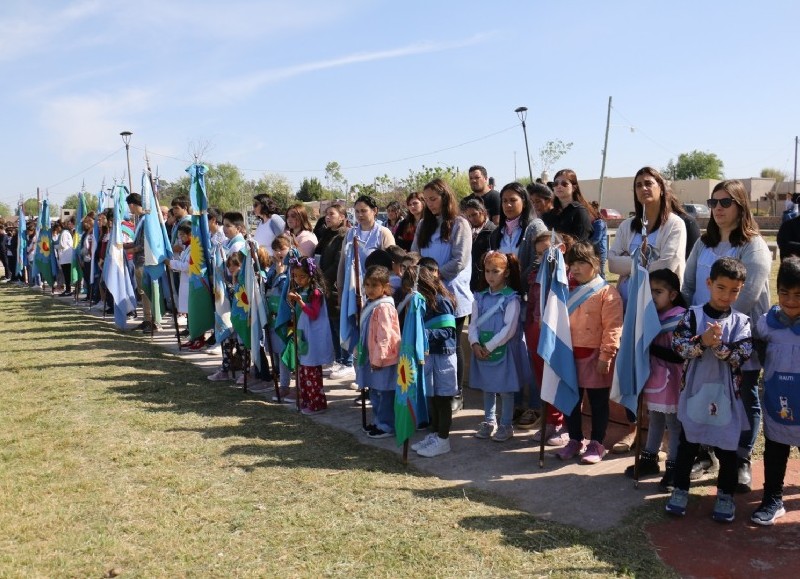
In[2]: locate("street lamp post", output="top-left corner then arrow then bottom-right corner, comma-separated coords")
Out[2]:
515,107 -> 534,183
120,131 -> 133,194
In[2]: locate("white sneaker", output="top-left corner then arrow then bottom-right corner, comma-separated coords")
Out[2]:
329,365 -> 356,381
348,381 -> 360,391
417,435 -> 451,457
205,345 -> 222,356
411,433 -> 436,452
322,362 -> 341,377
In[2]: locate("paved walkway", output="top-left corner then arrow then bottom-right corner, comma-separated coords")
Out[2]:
38,290 -> 800,576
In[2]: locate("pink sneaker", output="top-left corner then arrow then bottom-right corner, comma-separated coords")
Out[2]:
546,426 -> 570,447
581,440 -> 607,464
531,424 -> 555,443
556,439 -> 583,460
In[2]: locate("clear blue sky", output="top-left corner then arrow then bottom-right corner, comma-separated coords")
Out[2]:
2,0 -> 799,208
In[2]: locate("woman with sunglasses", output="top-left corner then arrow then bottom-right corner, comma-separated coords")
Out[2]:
608,166 -> 687,306
550,169 -> 594,243
681,179 -> 772,493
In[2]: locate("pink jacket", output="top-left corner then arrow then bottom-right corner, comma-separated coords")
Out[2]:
368,303 -> 401,367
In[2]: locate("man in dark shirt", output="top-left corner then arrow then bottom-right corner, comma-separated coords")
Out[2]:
464,165 -> 501,225
778,212 -> 800,260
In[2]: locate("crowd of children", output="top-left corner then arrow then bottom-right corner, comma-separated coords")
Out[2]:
6,178 -> 800,529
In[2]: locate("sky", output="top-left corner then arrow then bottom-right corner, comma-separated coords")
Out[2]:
1,0 -> 799,209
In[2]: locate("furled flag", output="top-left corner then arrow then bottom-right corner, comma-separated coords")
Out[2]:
536,246 -> 580,414
102,184 -> 138,329
229,244 -> 251,348
211,238 -> 234,344
274,248 -> 300,371
610,246 -> 661,415
339,234 -> 363,352
70,190 -> 88,287
15,203 -> 27,278
247,243 -> 268,377
89,187 -> 107,285
140,171 -> 173,326
34,199 -> 58,288
186,164 -> 215,339
394,289 -> 428,446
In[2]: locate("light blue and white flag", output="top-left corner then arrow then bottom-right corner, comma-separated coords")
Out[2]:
15,203 -> 27,277
536,247 -> 580,414
339,235 -> 363,352
102,184 -> 137,329
610,246 -> 660,415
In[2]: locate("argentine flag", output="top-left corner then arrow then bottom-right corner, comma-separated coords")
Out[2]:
611,246 -> 660,414
339,235 -> 362,352
537,248 -> 580,414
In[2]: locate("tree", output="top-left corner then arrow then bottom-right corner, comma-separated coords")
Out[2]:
537,139 -> 573,178
760,168 -> 786,184
324,161 -> 345,198
158,176 -> 190,202
0,202 -> 11,218
252,173 -> 293,212
400,164 -> 470,199
664,150 -> 724,180
23,198 -> 39,216
62,193 -> 99,213
297,177 -> 324,202
204,163 -> 247,212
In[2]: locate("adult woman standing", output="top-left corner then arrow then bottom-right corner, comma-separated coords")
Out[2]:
317,204 -> 352,376
394,192 -> 424,251
608,167 -> 687,304
488,182 -> 547,290
681,179 -> 772,492
384,200 -> 405,237
284,203 -> 318,257
334,195 -> 395,381
460,198 -> 496,293
252,194 -> 285,256
412,179 -> 473,411
527,183 -> 557,230
550,169 -> 594,242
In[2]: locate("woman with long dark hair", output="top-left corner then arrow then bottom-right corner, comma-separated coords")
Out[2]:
412,179 -> 473,411
550,169 -> 594,242
394,191 -> 424,251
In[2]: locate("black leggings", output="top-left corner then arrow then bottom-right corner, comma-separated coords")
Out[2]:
61,264 -> 72,292
430,396 -> 453,439
566,387 -> 610,444
763,437 -> 794,499
673,429 -> 737,494
455,316 -> 466,393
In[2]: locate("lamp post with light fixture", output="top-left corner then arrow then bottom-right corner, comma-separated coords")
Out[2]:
120,131 -> 133,194
515,107 -> 534,183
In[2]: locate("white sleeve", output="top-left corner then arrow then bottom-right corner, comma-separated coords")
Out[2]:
484,298 -> 519,352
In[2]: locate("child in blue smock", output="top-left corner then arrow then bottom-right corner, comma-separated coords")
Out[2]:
468,251 -> 530,443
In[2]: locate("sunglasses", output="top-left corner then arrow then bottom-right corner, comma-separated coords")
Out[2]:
553,180 -> 571,188
706,198 -> 737,209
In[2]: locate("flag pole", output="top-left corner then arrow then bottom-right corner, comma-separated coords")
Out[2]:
633,217 -> 649,488
352,235 -> 368,431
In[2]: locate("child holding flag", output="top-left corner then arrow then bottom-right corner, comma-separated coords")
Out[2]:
287,256 -> 334,414
556,242 -> 623,464
623,269 -> 687,490
356,265 -> 401,438
266,236 -> 293,401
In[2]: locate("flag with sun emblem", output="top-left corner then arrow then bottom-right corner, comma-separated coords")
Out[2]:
33,199 -> 58,287
394,290 -> 427,446
229,245 -> 252,348
186,164 -> 215,339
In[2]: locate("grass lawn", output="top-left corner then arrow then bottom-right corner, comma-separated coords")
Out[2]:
0,289 -> 677,578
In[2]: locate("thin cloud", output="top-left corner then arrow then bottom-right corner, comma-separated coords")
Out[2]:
198,33 -> 492,105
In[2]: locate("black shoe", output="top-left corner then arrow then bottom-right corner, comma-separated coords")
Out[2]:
366,427 -> 393,439
104,307 -> 114,314
737,460 -> 752,493
139,321 -> 153,333
624,451 -> 661,478
450,394 -> 464,414
59,290 -> 73,297
126,311 -> 137,320
362,422 -> 376,433
179,329 -> 190,337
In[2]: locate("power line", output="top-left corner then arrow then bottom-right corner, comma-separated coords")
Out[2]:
45,147 -> 124,190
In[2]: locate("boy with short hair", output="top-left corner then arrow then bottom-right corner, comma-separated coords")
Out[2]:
751,256 -> 800,525
667,257 -> 753,523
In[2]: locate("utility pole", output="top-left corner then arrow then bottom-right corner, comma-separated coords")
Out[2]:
794,135 -> 798,197
598,96 -> 612,209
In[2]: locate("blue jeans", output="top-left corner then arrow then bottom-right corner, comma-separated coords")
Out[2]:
369,389 -> 395,432
738,369 -> 762,460
483,391 -> 515,427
